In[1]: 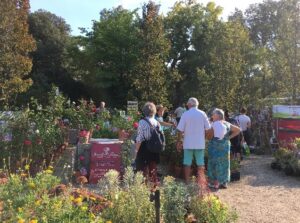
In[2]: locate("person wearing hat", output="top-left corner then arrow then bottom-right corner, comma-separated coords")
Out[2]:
176,97 -> 211,186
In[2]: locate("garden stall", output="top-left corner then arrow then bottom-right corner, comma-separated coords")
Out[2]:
272,105 -> 300,143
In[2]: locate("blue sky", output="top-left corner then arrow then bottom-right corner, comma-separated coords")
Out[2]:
30,0 -> 264,35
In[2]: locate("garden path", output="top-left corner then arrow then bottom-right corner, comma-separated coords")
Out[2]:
216,155 -> 300,223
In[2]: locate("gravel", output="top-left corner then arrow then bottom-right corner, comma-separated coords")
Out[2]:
216,155 -> 300,223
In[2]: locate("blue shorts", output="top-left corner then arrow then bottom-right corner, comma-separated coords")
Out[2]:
183,149 -> 205,166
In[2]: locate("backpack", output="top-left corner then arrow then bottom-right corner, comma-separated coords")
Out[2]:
143,118 -> 165,153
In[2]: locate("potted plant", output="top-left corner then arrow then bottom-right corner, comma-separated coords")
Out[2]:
230,160 -> 241,181
111,110 -> 138,141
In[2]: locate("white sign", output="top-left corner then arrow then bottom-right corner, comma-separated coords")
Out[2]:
127,101 -> 138,111
273,105 -> 300,119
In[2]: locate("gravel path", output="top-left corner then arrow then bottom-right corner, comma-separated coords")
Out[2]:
216,155 -> 300,223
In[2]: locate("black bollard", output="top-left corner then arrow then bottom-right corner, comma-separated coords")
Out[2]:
150,189 -> 160,223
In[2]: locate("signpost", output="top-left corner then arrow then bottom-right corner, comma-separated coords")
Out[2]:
127,101 -> 138,112
89,139 -> 122,184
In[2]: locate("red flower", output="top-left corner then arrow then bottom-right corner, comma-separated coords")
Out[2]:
36,138 -> 42,145
133,122 -> 139,129
24,140 -> 32,146
79,155 -> 85,161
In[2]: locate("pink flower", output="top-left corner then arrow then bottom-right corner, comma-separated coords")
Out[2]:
133,122 -> 139,129
79,130 -> 88,137
24,140 -> 32,146
95,124 -> 100,130
79,155 -> 85,161
127,116 -> 132,122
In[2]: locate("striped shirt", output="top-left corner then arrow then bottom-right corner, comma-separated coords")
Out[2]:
136,117 -> 160,143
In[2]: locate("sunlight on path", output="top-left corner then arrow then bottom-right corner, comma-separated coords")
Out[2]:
217,155 -> 300,223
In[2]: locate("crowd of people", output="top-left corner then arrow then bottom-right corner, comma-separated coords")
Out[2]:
134,97 -> 252,190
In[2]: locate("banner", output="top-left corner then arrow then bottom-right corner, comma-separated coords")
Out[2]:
272,105 -> 300,119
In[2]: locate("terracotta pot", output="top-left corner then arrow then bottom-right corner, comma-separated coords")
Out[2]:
78,130 -> 90,144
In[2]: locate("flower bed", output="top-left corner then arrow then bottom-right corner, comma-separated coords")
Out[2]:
0,167 -> 238,223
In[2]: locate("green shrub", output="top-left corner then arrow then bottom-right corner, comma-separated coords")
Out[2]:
98,168 -> 155,223
190,195 -> 238,223
161,176 -> 187,223
0,171 -> 102,223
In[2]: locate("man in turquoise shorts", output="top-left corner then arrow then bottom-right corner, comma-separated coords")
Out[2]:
176,97 -> 211,185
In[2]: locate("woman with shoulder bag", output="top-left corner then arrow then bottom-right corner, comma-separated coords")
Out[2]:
135,102 -> 162,184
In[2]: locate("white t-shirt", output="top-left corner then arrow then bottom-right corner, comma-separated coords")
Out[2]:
174,107 -> 186,118
211,121 -> 230,140
236,114 -> 251,131
177,107 -> 211,149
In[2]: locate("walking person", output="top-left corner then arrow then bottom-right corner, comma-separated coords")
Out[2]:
207,109 -> 241,190
176,98 -> 211,186
135,102 -> 162,184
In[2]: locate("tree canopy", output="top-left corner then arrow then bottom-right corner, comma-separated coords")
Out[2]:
0,0 -> 299,110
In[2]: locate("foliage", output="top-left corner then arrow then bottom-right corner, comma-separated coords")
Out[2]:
230,160 -> 241,172
131,1 -> 170,105
71,6 -> 141,107
0,0 -> 36,106
22,9 -> 84,104
190,194 -> 238,223
161,176 -> 187,223
111,110 -> 139,131
0,169 -> 109,222
272,138 -> 300,176
245,0 -> 300,103
98,168 -> 156,223
0,91 -> 66,170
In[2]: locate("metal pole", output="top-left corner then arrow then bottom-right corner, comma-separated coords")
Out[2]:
150,189 -> 160,223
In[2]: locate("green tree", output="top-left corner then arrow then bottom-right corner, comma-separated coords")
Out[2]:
131,1 -> 170,105
78,6 -> 140,107
245,0 -> 300,103
164,0 -> 205,105
23,10 -> 83,104
0,0 -> 36,106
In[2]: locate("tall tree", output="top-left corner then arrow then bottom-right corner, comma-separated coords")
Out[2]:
246,0 -> 300,103
131,1 -> 170,105
78,6 -> 140,107
0,0 -> 36,106
274,0 -> 300,103
23,10 -> 84,104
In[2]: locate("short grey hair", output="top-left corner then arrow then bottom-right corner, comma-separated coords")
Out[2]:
213,108 -> 225,120
187,97 -> 199,107
142,102 -> 157,117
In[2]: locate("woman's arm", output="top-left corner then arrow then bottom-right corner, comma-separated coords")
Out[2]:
229,124 -> 241,139
158,120 -> 175,127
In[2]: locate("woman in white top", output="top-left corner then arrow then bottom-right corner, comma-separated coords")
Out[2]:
207,108 -> 240,189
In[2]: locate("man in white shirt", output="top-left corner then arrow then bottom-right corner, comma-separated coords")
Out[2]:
236,107 -> 251,145
176,97 -> 211,184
